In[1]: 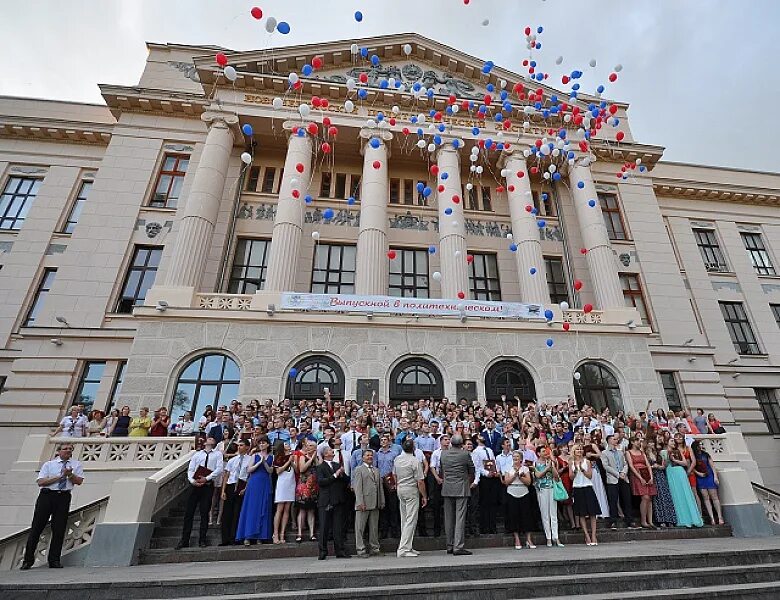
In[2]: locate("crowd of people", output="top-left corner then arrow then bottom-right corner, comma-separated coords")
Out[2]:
163,392 -> 726,557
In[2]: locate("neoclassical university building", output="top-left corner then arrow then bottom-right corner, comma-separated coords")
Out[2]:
0,34 -> 778,547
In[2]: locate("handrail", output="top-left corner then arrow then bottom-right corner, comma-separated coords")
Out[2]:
752,481 -> 780,527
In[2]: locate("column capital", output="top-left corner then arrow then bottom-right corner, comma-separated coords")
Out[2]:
201,111 -> 239,130
497,148 -> 528,169
359,128 -> 393,157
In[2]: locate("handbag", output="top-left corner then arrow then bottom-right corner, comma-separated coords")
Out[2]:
553,479 -> 569,502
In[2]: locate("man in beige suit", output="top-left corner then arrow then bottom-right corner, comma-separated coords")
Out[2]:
353,448 -> 384,558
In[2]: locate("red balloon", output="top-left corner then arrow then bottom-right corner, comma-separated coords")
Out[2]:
616,131 -> 625,142
574,280 -> 583,291
583,303 -> 593,313
389,118 -> 396,126
460,100 -> 470,111
372,160 -> 381,169
609,105 -> 618,115
457,291 -> 465,299
215,53 -> 228,67
525,26 -> 531,35
359,72 -> 368,84
562,323 -> 571,331
562,75 -> 570,85
322,116 -> 331,127
508,185 -> 515,192
496,185 -> 505,193
517,171 -> 525,178
328,126 -> 338,137
525,205 -> 533,212
402,127 -> 410,135
312,56 -> 323,69
452,195 -> 460,204
466,254 -> 474,264
434,111 -> 443,122
250,6 -> 263,19
484,94 -> 492,106
430,165 -> 440,176
295,163 -> 305,173
609,72 -> 618,82
293,81 -> 302,90
311,97 -> 322,108
321,142 -> 331,154
292,189 -> 300,199
321,98 -> 329,108
387,250 -> 397,260
580,247 -> 588,255
307,123 -> 318,135
530,166 -> 539,175
438,185 -> 445,192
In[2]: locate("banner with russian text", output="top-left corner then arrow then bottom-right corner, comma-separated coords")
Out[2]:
280,293 -> 545,320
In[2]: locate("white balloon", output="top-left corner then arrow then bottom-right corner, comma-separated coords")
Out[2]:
224,66 -> 237,82
427,143 -> 436,152
523,106 -> 535,115
311,231 -> 320,240
428,124 -> 436,132
350,43 -> 359,55
555,55 -> 564,65
636,158 -> 642,165
432,271 -> 442,282
469,155 -> 477,163
403,44 -> 413,56
388,78 -> 396,88
506,233 -> 513,240
298,104 -> 311,118
392,105 -> 400,115
471,145 -> 480,154
481,18 -> 490,26
366,119 -> 377,128
265,16 -> 278,33
499,79 -> 507,89
552,148 -> 561,157
523,121 -> 531,130
346,78 -> 356,91
548,164 -> 557,173
522,149 -> 531,158
417,114 -> 426,124
559,301 -> 570,311
416,139 -> 426,148
500,168 -> 509,178
240,152 -> 252,164
466,183 -> 474,190
452,105 -> 459,113
614,64 -> 623,72
574,372 -> 582,381
476,166 -> 484,174
543,172 -> 551,179
455,250 -> 462,258
288,72 -> 299,84
290,178 -> 299,188
272,97 -> 283,110
589,59 -> 597,68
397,83 -> 406,93
344,100 -> 355,113
470,165 -> 476,173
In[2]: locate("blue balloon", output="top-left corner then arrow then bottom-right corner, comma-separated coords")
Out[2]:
553,172 -> 561,181
323,208 -> 334,220
577,181 -> 585,189
428,245 -> 437,254
416,128 -> 424,136
370,137 -> 381,149
347,197 -> 355,205
423,187 -> 432,197
296,129 -> 305,137
530,267 -> 537,275
537,26 -> 544,33
535,42 -> 541,50
360,47 -> 368,58
486,83 -> 495,92
509,243 -> 518,252
413,82 -> 422,92
588,199 -> 596,208
427,89 -> 434,97
358,89 -> 368,99
472,127 -> 480,136
639,165 -> 647,173
500,90 -> 508,101
597,85 -> 605,94
452,139 -> 461,149
538,219 -> 546,228
376,112 -> 384,122
536,73 -> 544,81
445,207 -> 453,215
416,181 -> 425,193
446,106 -> 453,115
544,309 -> 554,321
485,138 -> 493,149
242,124 -> 253,136
371,54 -> 380,66
302,64 -> 313,76
354,10 -> 363,22
531,207 -> 538,215
542,193 -> 548,200
546,338 -> 554,348
289,368 -> 298,378
530,60 -> 537,68
494,113 -> 503,122
379,79 -> 389,89
433,135 -> 442,145
276,21 -> 291,34
441,172 -> 449,180
429,109 -> 436,117
304,195 -> 313,204
410,116 -> 418,124
438,124 -> 445,132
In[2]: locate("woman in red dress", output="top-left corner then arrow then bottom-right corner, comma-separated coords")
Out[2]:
627,437 -> 657,528
554,444 -> 576,529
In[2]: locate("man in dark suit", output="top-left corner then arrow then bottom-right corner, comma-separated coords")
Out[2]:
481,418 -> 502,456
316,446 -> 350,560
439,434 -> 476,555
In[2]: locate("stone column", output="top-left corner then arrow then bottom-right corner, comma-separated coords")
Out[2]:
568,163 -> 625,309
502,151 -> 550,305
162,112 -> 237,291
264,122 -> 314,292
436,145 -> 469,299
355,130 -> 392,295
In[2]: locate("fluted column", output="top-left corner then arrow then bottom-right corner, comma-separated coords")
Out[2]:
163,111 -> 237,289
436,145 -> 470,299
502,152 -> 550,305
264,122 -> 314,292
355,130 -> 392,295
569,163 -> 625,309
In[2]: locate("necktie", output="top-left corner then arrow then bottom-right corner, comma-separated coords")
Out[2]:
58,461 -> 68,490
238,455 -> 245,480
204,451 -> 211,469
352,432 -> 357,450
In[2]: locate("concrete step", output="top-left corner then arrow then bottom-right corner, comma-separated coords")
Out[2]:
529,582 -> 780,600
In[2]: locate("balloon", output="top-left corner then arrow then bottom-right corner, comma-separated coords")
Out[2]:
354,10 -> 363,22
466,254 -> 474,264
454,250 -> 462,259
588,199 -> 596,207
215,53 -> 228,67
616,131 -> 625,142
546,339 -> 554,348
387,250 -> 396,260
250,7 -> 263,19
403,44 -> 412,56
372,160 -> 381,169
509,243 -> 517,252
307,122 -> 318,135
560,301 -> 570,311
304,195 -> 313,204
589,59 -> 597,68
428,245 -> 436,254
302,64 -> 313,76
530,267 -> 537,275
298,104 -> 310,118
321,142 -> 331,154
312,56 -> 323,69
370,137 -> 381,149
272,97 -> 283,110
481,19 -> 490,26
574,371 -> 581,381
276,21 -> 291,34
615,64 -> 623,72
265,17 -> 277,33
432,271 -> 442,282
563,323 -> 571,331
295,163 -> 305,173
583,303 -> 593,313
580,248 -> 588,255
577,181 -> 585,189
242,124 -> 253,137
457,291 -> 465,300
289,368 -> 298,378
544,309 -> 554,321
288,72 -> 299,85
311,231 -> 320,240
323,208 -> 334,220
555,56 -> 564,65
344,100 -> 355,113
574,280 -> 583,291
224,66 -> 237,82
240,152 -> 252,164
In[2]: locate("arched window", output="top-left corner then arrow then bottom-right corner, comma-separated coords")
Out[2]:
286,355 -> 345,400
390,358 -> 443,402
171,354 -> 240,421
485,360 -> 536,404
573,362 -> 623,414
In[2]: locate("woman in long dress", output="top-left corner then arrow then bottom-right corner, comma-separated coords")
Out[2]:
663,440 -> 703,528
582,434 -> 609,519
648,439 -> 677,527
272,442 -> 296,544
295,439 -> 319,542
235,437 -> 274,543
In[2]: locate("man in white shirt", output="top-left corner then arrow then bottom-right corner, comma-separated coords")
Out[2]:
21,443 -> 85,569
340,420 -> 360,456
53,406 -> 88,438
473,435 -> 500,534
219,439 -> 250,546
176,437 -> 224,549
496,437 -> 514,475
464,438 -> 480,537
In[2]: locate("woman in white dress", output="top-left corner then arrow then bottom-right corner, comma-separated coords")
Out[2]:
583,434 -> 610,518
272,442 -> 296,544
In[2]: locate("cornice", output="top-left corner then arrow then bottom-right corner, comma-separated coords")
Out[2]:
99,84 -> 208,119
653,178 -> 780,206
591,141 -> 665,171
0,116 -> 113,145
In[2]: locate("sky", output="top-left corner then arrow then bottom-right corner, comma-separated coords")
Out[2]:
1,0 -> 778,172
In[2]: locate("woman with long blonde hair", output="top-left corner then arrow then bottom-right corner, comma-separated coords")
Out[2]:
569,443 -> 600,546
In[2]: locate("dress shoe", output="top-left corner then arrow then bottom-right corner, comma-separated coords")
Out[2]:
175,542 -> 188,550
398,552 -> 417,558
452,549 -> 473,556
218,542 -> 231,546
446,549 -> 453,554
198,540 -> 209,548
357,553 -> 370,559
318,554 -> 327,560
48,562 -> 63,569
370,550 -> 384,557
20,563 -> 33,570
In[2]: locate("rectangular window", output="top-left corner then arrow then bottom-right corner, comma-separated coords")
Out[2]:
319,172 -> 332,198
116,246 -> 162,313
334,173 -> 347,199
544,257 -> 569,305
469,252 -> 501,301
73,361 -> 106,412
481,187 -> 492,211
150,154 -> 188,208
24,268 -> 57,327
389,248 -> 429,298
276,169 -> 284,194
660,372 -> 683,413
61,180 -> 92,234
467,186 -> 479,211
246,166 -> 260,192
620,274 -> 651,326
107,361 -> 126,412
598,193 -> 626,241
719,301 -> 760,355
389,179 -> 400,204
771,304 -> 780,328
261,167 -> 276,194
693,228 -> 728,272
531,190 -> 541,214
403,180 -> 414,205
541,191 -> 556,217
755,388 -> 780,435
351,175 -> 361,202
311,244 -> 356,294
0,375 -> 5,395
417,181 -> 427,206
1,176 -> 41,231
228,238 -> 269,294
741,232 -> 775,276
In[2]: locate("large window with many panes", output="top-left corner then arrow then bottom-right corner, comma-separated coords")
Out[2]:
116,247 -> 162,313
598,193 -> 626,241
659,372 -> 683,413
389,248 -> 429,298
150,155 -> 188,208
61,180 -> 92,234
741,232 -> 775,276
72,361 -> 106,412
24,268 -> 57,327
468,253 -> 501,301
544,257 -> 569,305
1,177 -> 41,231
228,238 -> 269,294
755,388 -> 780,435
719,301 -> 760,355
771,304 -> 780,328
693,228 -> 728,272
311,244 -> 356,294
620,274 -> 651,326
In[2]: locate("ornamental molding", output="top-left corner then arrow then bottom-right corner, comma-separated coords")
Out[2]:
654,179 -> 780,207
0,119 -> 112,145
99,84 -> 208,119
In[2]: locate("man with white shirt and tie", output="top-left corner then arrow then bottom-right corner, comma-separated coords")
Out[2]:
21,443 -> 84,569
352,448 -> 384,557
220,439 -> 250,545
52,406 -> 88,438
473,435 -> 500,535
340,419 -> 360,456
176,436 -> 224,549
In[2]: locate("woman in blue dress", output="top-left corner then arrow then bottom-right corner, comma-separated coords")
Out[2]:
692,441 -> 725,525
236,436 -> 274,544
663,439 -> 703,528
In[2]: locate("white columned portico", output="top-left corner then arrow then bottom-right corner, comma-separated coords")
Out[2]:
150,111 -> 237,306
264,122 -> 314,292
569,163 -> 625,310
436,145 -> 469,299
502,151 -> 550,305
355,130 -> 392,295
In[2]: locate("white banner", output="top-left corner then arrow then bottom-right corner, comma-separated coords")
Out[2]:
280,293 -> 544,320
